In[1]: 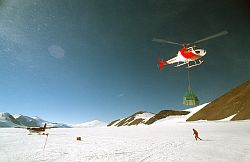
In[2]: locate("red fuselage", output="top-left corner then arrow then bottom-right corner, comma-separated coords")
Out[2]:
179,47 -> 201,60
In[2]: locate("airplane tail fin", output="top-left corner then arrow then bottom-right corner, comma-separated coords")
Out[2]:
158,57 -> 168,71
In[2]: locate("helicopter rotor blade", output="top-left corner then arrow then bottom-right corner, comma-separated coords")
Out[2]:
152,38 -> 183,46
193,30 -> 228,44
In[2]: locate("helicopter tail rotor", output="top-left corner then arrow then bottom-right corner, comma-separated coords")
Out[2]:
158,58 -> 168,71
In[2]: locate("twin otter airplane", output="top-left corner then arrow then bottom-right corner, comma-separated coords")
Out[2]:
27,123 -> 47,134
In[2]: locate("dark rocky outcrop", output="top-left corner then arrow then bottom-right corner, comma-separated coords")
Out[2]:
187,80 -> 250,121
145,110 -> 190,124
108,110 -> 190,126
107,119 -> 120,127
108,111 -> 153,127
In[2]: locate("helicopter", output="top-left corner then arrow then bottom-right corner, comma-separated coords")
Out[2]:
153,30 -> 228,70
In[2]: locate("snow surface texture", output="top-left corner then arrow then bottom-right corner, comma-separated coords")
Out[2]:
71,120 -> 107,128
153,103 -> 209,124
0,121 -> 249,162
218,114 -> 237,121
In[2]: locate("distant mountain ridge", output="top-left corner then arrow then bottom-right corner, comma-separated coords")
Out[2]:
0,113 -> 21,127
0,113 -> 70,128
0,112 -> 107,128
108,80 -> 250,127
16,115 -> 41,127
1,81 -> 249,128
108,110 -> 191,127
145,110 -> 190,125
71,120 -> 107,128
108,111 -> 155,127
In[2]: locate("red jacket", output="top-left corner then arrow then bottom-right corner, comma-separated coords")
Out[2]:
193,129 -> 198,136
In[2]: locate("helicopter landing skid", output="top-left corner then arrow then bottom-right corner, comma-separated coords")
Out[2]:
174,62 -> 188,67
186,60 -> 204,68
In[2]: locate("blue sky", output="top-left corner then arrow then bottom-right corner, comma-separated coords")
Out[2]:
0,0 -> 249,124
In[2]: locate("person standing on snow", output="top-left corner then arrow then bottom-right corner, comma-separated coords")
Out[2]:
193,128 -> 202,141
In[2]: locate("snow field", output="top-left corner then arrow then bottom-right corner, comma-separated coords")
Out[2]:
0,121 -> 250,162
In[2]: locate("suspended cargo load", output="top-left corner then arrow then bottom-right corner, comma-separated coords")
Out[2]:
183,86 -> 199,106
183,69 -> 199,106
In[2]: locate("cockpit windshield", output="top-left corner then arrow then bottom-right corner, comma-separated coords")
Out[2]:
195,50 -> 200,54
